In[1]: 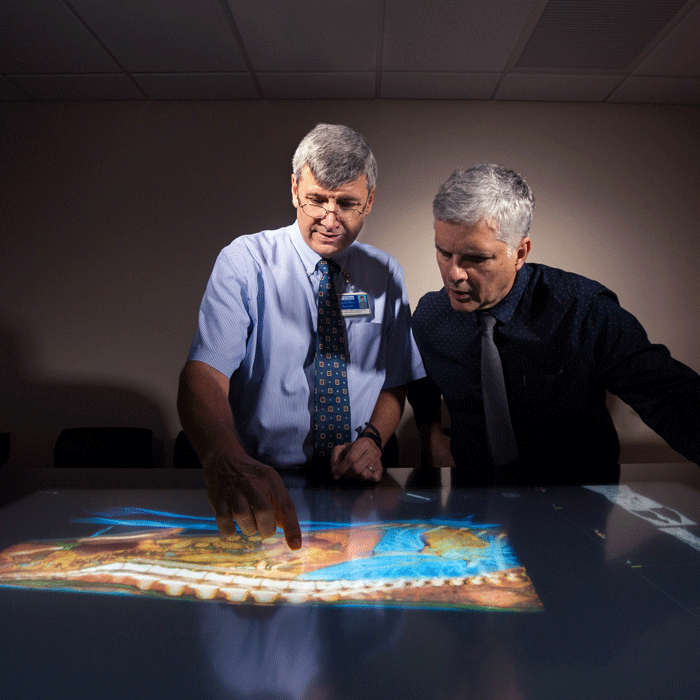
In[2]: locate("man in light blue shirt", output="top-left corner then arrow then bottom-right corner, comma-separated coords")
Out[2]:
178,124 -> 425,550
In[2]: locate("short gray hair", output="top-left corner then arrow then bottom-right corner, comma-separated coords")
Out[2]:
292,123 -> 377,192
433,163 -> 535,251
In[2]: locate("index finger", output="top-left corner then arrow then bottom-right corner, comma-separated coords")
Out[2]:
269,480 -> 302,550
205,481 -> 241,539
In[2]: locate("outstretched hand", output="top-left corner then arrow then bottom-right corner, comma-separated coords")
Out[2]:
203,450 -> 302,550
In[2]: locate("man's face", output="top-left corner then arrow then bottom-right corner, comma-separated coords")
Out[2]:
292,165 -> 374,258
435,219 -> 531,313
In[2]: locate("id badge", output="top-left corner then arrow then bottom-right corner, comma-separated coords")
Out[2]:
341,292 -> 371,317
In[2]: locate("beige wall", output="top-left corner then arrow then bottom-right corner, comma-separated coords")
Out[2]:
1,100 -> 699,471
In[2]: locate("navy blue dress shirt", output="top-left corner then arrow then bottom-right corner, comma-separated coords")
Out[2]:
410,263 -> 700,486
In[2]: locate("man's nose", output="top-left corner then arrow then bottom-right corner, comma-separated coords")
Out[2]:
447,261 -> 466,283
320,203 -> 340,227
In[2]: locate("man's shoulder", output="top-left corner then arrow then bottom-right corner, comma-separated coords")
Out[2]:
215,225 -> 297,277
528,263 -> 611,301
348,240 -> 398,267
524,264 -> 621,330
414,289 -> 450,323
416,287 -> 448,307
344,241 -> 405,286
221,224 -> 294,257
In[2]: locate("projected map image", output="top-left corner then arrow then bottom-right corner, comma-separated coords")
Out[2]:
0,508 -> 542,612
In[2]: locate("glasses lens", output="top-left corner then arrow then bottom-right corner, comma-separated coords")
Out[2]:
339,209 -> 360,222
302,204 -> 326,219
301,204 -> 360,222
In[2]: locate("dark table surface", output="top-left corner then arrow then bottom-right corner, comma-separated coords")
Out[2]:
1,468 -> 700,700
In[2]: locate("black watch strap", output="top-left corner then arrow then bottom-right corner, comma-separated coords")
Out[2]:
358,421 -> 383,452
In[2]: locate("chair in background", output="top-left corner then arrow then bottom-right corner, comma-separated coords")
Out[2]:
54,427 -> 157,468
173,430 -> 202,468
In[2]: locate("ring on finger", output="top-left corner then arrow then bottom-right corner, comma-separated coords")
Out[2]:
366,465 -> 375,474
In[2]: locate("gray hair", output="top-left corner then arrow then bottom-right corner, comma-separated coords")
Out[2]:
292,123 -> 377,192
433,163 -> 535,252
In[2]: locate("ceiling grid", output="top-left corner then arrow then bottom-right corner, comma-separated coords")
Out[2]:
1,0 -> 698,103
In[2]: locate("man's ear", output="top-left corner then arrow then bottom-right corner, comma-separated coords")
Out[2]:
291,174 -> 299,207
514,237 -> 531,269
363,188 -> 376,216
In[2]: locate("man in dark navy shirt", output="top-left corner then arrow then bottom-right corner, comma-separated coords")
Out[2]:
408,163 -> 700,486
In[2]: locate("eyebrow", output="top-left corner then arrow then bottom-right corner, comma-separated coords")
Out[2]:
307,192 -> 362,205
435,244 -> 494,260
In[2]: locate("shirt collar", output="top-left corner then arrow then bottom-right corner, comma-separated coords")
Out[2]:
486,263 -> 532,325
290,220 -> 352,277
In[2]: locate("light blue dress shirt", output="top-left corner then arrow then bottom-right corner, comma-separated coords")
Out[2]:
188,222 -> 425,468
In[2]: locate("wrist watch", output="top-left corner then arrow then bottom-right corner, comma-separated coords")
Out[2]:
358,421 -> 383,452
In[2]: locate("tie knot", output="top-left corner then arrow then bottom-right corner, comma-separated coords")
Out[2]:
317,258 -> 340,276
479,312 -> 497,331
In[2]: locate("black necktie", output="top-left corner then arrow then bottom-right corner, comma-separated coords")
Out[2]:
479,312 -> 519,467
313,259 -> 351,458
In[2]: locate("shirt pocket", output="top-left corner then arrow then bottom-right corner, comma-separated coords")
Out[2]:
347,321 -> 383,373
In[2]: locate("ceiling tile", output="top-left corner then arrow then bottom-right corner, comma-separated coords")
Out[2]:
257,73 -> 376,99
0,0 -> 121,73
635,3 -> 700,76
8,75 -> 146,101
227,0 -> 379,71
495,73 -> 625,102
133,73 -> 258,100
608,76 -> 700,104
381,72 -> 499,99
517,0 -> 689,70
68,0 -> 247,72
383,0 -> 541,72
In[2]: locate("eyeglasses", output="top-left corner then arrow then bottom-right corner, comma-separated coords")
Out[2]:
299,193 -> 370,223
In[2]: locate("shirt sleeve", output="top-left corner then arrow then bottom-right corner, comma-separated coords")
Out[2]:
588,290 -> 700,464
406,296 -> 442,424
186,242 -> 255,379
380,257 -> 426,389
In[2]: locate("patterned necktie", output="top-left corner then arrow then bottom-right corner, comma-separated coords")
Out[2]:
479,312 -> 519,468
313,259 -> 351,458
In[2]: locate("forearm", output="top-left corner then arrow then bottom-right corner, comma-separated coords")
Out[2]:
176,360 -> 250,464
367,385 -> 406,447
